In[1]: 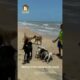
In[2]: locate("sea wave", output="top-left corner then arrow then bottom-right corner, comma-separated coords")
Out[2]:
18,21 -> 60,38
44,27 -> 56,30
18,22 -> 39,27
43,24 -> 49,26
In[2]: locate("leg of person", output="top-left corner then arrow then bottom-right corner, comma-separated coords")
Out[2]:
24,52 -> 26,62
30,49 -> 32,60
59,43 -> 63,57
58,47 -> 61,56
29,52 -> 31,62
27,52 -> 30,63
26,53 -> 29,63
61,45 -> 63,57
57,41 -> 61,56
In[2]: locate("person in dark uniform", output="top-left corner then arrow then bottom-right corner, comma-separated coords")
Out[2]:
0,35 -> 17,80
23,38 -> 32,63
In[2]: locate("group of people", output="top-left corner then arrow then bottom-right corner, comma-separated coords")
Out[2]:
22,24 -> 63,64
0,35 -> 16,80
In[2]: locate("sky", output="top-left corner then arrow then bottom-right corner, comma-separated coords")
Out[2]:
18,0 -> 62,22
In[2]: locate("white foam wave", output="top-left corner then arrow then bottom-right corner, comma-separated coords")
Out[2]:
18,21 -> 60,37
44,27 -> 56,30
18,22 -> 39,27
43,24 -> 49,26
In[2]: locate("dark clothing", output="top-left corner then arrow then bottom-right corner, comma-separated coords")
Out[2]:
25,42 -> 32,53
26,52 -> 31,63
0,45 -> 16,80
57,40 -> 63,49
23,41 -> 32,63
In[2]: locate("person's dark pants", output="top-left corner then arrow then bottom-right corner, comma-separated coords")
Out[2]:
26,52 -> 31,63
30,50 -> 32,60
57,41 -> 63,56
24,52 -> 27,62
24,52 -> 32,63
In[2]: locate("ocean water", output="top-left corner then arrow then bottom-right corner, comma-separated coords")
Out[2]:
18,21 -> 61,38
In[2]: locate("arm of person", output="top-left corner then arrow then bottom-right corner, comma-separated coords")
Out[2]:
52,37 -> 59,43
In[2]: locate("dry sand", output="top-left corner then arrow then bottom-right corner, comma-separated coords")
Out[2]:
18,27 -> 62,80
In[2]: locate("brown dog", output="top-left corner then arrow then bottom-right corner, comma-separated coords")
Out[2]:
33,35 -> 42,45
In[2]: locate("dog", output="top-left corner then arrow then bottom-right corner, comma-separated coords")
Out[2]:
33,35 -> 42,45
35,46 -> 48,60
36,46 -> 53,63
43,52 -> 53,63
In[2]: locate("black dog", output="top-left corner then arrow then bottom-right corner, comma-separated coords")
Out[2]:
36,47 -> 48,60
36,46 -> 53,63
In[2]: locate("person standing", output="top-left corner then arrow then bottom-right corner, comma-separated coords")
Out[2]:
23,38 -> 33,63
53,24 -> 63,57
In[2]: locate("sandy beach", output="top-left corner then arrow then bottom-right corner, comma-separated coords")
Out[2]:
18,27 -> 62,80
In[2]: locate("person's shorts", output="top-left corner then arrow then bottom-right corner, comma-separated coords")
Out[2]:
57,41 -> 63,49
